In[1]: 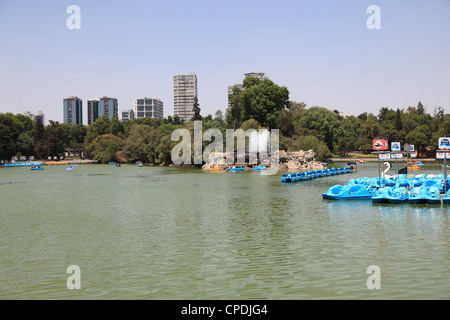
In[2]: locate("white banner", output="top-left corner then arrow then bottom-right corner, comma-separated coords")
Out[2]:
379,153 -> 390,160
391,153 -> 403,159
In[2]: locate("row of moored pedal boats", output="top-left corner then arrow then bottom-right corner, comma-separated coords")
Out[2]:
322,174 -> 450,204
281,167 -> 352,182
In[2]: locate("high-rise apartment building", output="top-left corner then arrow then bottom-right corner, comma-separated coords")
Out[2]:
87,97 -> 118,124
173,73 -> 197,122
63,96 -> 83,124
87,98 -> 99,125
134,98 -> 164,119
97,96 -> 118,120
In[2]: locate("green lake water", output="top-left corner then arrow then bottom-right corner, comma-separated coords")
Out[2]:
0,163 -> 449,299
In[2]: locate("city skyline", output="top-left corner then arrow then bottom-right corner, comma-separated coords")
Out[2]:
1,0 -> 449,125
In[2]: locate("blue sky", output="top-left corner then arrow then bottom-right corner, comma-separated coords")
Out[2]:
0,0 -> 449,124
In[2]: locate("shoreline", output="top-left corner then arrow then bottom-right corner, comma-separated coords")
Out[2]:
331,157 -> 438,162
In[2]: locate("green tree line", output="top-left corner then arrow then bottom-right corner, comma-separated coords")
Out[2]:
1,78 -> 449,163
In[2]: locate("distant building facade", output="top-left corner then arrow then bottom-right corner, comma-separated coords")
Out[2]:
24,111 -> 45,125
63,96 -> 83,124
244,72 -> 268,80
87,98 -> 99,125
121,109 -> 135,122
98,96 -> 118,120
87,97 -> 118,124
134,98 -> 164,119
174,73 -> 197,122
228,72 -> 268,108
34,111 -> 45,124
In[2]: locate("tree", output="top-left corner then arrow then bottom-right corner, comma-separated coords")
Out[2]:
173,115 -> 182,125
240,119 -> 260,131
87,134 -> 122,163
34,119 -> 46,159
239,78 -> 290,129
405,125 -> 431,153
357,112 -> 368,121
436,106 -> 445,120
227,86 -> 243,129
109,116 -> 124,137
42,121 -> 65,158
16,132 -> 35,156
85,116 -> 110,145
123,124 -> 158,163
417,101 -> 425,115
378,107 -> 390,122
288,101 -> 306,120
192,96 -> 202,121
291,135 -> 332,161
298,106 -> 342,152
337,117 -> 358,155
395,108 -> 403,131
276,109 -> 295,137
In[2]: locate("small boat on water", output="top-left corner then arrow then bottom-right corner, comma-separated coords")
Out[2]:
372,187 -> 391,203
228,166 -> 244,172
385,187 -> 409,204
136,161 -> 144,167
30,166 -> 44,171
322,184 -> 376,200
252,165 -> 266,171
443,190 -> 450,204
425,186 -> 442,204
114,163 -> 121,168
65,165 -> 74,171
208,165 -> 221,171
408,186 -> 428,204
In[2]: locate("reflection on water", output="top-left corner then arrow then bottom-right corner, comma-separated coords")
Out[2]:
0,163 -> 448,299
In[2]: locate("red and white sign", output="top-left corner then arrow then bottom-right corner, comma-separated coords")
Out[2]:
373,139 -> 388,150
379,153 -> 390,160
436,151 -> 450,159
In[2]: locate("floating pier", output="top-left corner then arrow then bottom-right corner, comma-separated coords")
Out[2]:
281,167 -> 353,182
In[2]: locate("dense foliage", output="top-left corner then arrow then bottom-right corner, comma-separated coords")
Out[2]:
1,83 -> 449,164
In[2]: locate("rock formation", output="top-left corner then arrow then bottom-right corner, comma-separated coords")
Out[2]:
202,150 -> 324,171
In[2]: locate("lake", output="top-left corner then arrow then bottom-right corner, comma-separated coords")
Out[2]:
0,162 -> 449,299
